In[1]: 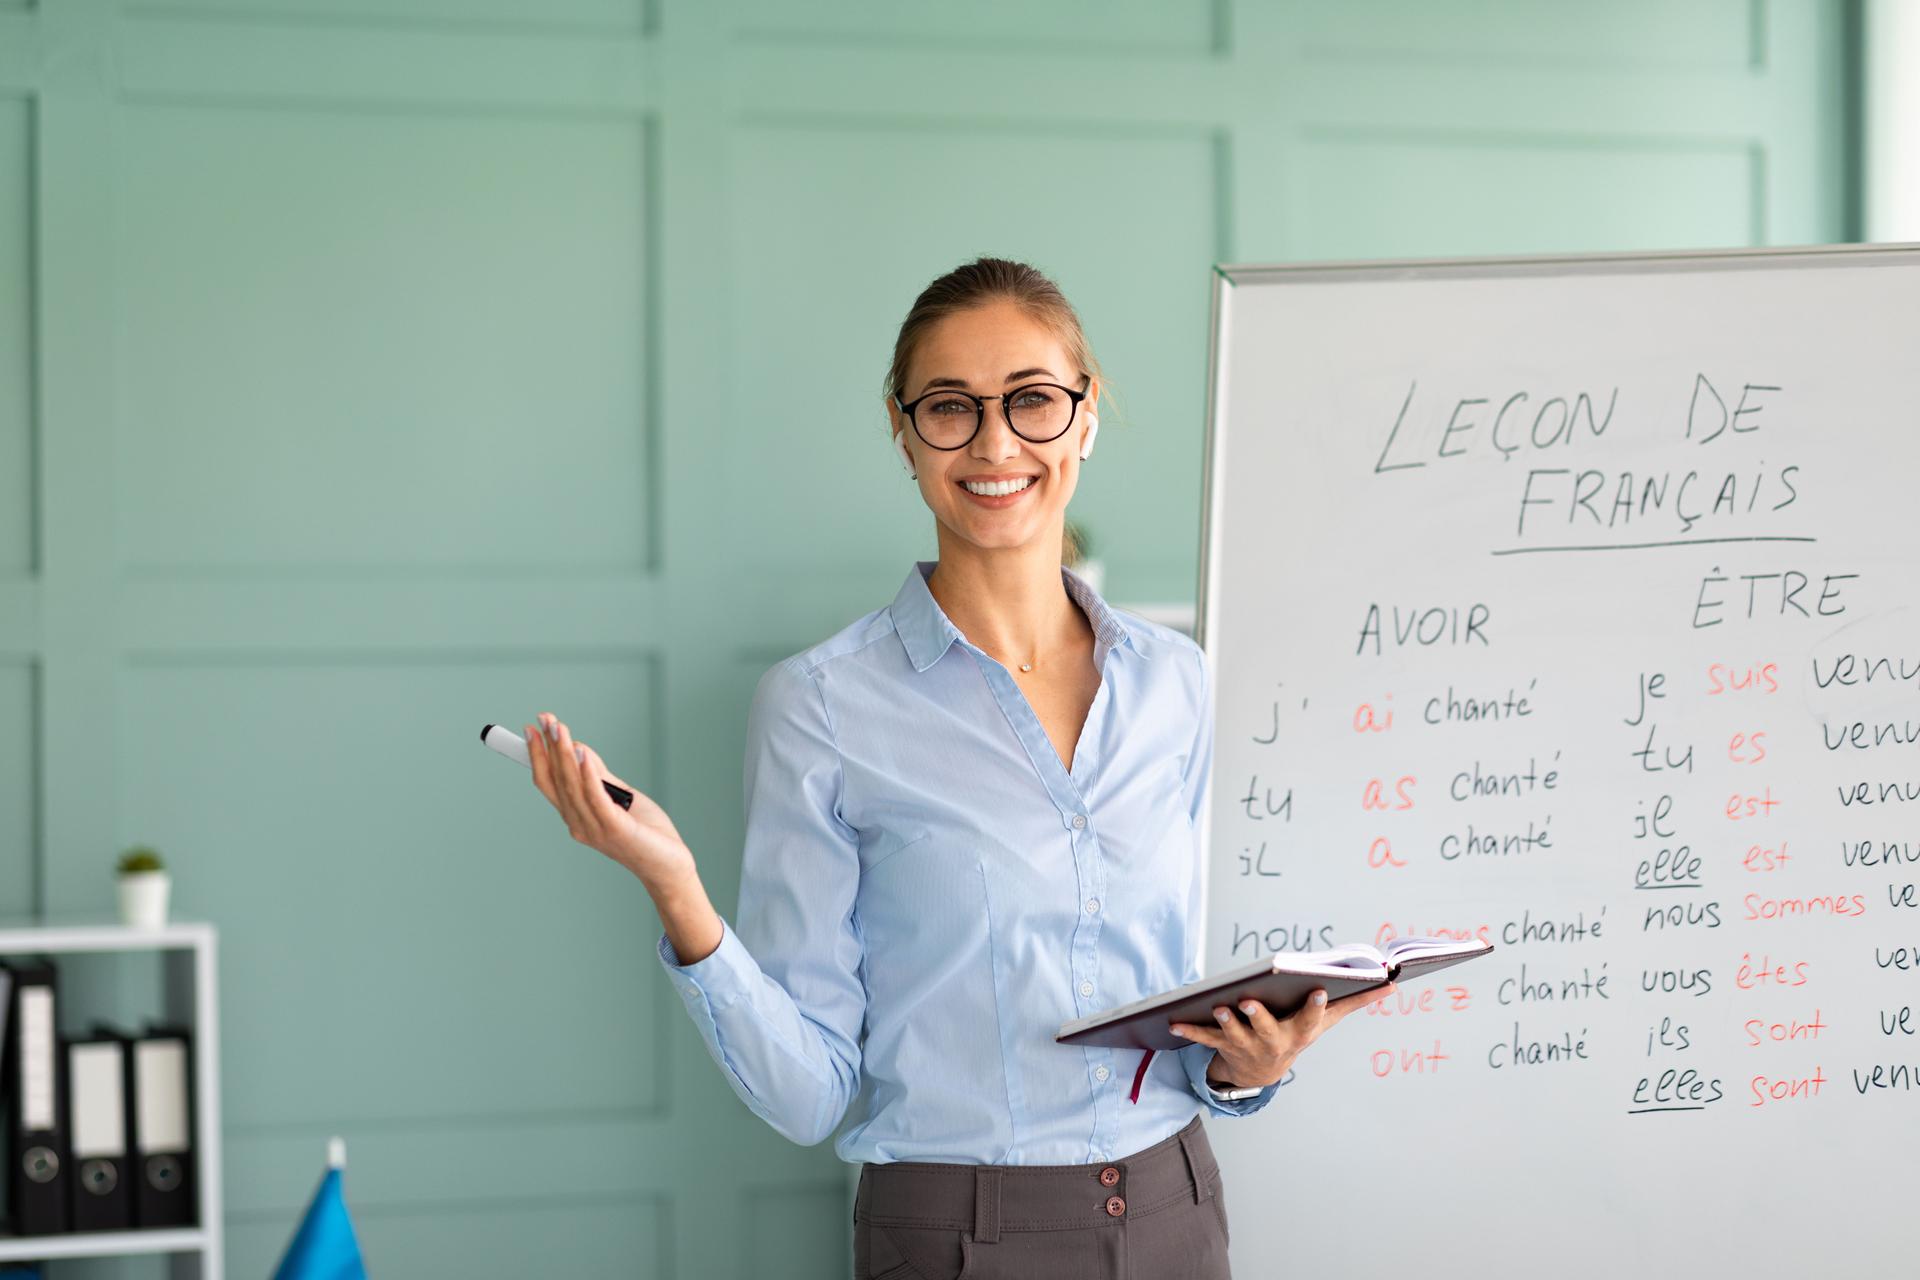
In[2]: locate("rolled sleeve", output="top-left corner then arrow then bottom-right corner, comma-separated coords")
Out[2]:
657,658 -> 867,1147
658,916 -> 753,998
1178,1040 -> 1280,1117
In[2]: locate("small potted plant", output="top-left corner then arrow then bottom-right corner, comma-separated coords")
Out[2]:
116,845 -> 171,929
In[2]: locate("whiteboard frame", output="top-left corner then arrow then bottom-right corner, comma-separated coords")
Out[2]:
1190,239 -> 1920,968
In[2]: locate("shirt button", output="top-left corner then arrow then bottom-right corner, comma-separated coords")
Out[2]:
1105,1195 -> 1127,1217
1094,1065 -> 1110,1082
1085,898 -> 1100,914
1099,1166 -> 1120,1187
1079,980 -> 1095,998
1071,813 -> 1087,829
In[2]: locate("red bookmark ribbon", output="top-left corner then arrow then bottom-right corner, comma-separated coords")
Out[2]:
1129,1048 -> 1155,1103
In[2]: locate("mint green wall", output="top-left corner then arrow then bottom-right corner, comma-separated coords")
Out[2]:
0,2 -> 1850,1276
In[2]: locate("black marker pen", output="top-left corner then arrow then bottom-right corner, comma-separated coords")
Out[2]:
479,723 -> 634,810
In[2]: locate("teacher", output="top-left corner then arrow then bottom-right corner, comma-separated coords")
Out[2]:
523,257 -> 1388,1278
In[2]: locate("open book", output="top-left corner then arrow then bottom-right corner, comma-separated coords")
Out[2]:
1055,936 -> 1495,1051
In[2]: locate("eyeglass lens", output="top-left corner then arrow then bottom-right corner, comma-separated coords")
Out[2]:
913,384 -> 1076,448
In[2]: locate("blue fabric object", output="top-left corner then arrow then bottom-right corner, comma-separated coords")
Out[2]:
272,1165 -> 367,1280
658,558 -> 1277,1166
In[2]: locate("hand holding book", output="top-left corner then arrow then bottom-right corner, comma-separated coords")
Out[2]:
1054,935 -> 1494,1054
1174,980 -> 1401,1089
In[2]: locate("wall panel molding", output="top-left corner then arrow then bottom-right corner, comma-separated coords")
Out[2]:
117,13 -> 655,112
730,0 -> 1226,57
1295,0 -> 1767,70
125,0 -> 653,38
110,97 -> 658,578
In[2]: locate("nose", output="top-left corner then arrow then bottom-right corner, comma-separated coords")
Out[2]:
969,398 -> 1024,463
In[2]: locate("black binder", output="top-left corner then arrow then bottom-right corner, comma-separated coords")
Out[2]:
63,1029 -> 134,1232
2,959 -> 70,1235
124,1025 -> 196,1229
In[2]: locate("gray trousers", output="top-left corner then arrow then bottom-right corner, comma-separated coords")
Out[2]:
852,1114 -> 1232,1279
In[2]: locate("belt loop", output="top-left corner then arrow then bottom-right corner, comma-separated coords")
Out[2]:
1178,1129 -> 1209,1205
973,1166 -> 1001,1244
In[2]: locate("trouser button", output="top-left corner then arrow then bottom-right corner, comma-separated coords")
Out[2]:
1105,1195 -> 1127,1217
1098,1166 -> 1120,1187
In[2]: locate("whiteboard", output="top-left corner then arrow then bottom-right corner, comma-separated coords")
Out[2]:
1193,244 -> 1920,1280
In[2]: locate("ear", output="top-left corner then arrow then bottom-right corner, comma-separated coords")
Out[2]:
885,395 -> 916,478
1079,378 -> 1100,461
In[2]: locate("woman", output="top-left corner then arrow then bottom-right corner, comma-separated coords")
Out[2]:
524,257 -> 1388,1278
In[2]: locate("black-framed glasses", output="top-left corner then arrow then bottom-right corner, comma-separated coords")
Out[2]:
894,376 -> 1090,450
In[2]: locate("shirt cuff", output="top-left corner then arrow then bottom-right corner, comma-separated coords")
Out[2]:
657,917 -> 752,1008
1179,1042 -> 1280,1118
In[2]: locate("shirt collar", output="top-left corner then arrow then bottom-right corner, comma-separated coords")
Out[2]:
890,558 -> 1143,674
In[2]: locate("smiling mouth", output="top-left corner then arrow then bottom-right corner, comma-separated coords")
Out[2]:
957,476 -> 1039,498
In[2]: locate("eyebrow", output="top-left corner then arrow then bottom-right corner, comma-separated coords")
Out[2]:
917,367 -> 1058,394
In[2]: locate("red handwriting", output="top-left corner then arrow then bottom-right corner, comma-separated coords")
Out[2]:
1749,1068 -> 1826,1107
1743,893 -> 1867,921
1374,922 -> 1493,945
1370,1041 -> 1450,1077
1362,776 -> 1417,811
1735,954 -> 1810,988
1744,1010 -> 1827,1046
1706,661 -> 1780,695
1361,986 -> 1473,1018
1366,837 -> 1407,869
1352,697 -> 1394,733
1726,786 -> 1781,820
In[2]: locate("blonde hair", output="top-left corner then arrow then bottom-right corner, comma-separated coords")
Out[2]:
884,257 -> 1109,565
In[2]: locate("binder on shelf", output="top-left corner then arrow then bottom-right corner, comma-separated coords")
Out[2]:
63,1029 -> 134,1233
125,1025 -> 197,1230
2,959 -> 70,1236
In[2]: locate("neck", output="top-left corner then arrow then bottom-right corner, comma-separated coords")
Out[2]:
925,529 -> 1087,669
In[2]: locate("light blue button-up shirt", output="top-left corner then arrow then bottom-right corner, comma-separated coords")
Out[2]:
657,558 -> 1277,1165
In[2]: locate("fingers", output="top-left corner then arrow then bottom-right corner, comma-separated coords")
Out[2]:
547,715 -> 594,834
1176,983 -> 1397,1069
1212,1002 -> 1260,1056
1177,1003 -> 1259,1055
531,713 -> 588,838
1290,991 -> 1330,1044
525,720 -> 557,804
576,742 -> 618,819
1325,982 -> 1396,1022
579,743 -> 631,793
1169,1020 -> 1225,1051
1238,996 -> 1288,1042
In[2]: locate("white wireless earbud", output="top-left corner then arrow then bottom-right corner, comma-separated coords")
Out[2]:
1079,413 -> 1099,461
895,434 -> 916,478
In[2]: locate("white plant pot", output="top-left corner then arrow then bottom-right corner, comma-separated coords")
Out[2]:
117,871 -> 171,929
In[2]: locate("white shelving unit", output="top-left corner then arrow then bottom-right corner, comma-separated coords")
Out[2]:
0,920 -> 223,1279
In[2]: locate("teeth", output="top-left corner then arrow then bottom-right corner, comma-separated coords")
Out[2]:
963,477 -> 1035,497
